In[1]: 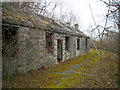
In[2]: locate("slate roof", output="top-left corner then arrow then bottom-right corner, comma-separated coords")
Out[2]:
2,4 -> 90,38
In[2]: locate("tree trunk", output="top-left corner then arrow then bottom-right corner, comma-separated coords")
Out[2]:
118,6 -> 120,88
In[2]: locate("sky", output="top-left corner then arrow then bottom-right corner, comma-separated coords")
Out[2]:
63,0 -> 109,35
2,0 -> 112,36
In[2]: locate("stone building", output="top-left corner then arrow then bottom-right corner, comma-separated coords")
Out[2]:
2,3 -> 90,77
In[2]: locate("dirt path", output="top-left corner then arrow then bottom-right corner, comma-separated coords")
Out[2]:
3,49 -> 118,88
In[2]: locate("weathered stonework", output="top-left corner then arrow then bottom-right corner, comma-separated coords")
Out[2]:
2,4 -> 90,78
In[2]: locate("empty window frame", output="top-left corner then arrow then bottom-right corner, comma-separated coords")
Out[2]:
46,32 -> 53,53
65,36 -> 70,51
77,38 -> 80,50
2,25 -> 19,57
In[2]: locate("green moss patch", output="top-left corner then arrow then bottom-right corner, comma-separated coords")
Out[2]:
3,49 -> 118,88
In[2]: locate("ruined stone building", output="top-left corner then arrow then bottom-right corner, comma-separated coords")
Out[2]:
2,3 -> 90,77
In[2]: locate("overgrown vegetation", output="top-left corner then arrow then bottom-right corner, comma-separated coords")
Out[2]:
3,49 -> 118,88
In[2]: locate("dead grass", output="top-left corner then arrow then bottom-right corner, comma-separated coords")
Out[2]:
2,49 -> 118,88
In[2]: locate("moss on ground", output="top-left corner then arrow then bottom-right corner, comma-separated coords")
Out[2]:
3,49 -> 118,88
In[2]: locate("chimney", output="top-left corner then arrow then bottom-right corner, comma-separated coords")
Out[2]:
74,24 -> 79,30
66,22 -> 70,26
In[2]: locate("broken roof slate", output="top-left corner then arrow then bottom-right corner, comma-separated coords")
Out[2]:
2,5 -> 90,38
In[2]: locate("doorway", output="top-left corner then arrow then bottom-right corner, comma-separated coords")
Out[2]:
57,39 -> 63,62
85,38 -> 88,53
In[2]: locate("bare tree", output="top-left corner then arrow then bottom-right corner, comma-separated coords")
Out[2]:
91,0 -> 120,87
65,10 -> 80,26
88,0 -> 120,87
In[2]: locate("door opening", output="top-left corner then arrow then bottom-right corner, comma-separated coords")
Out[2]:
57,39 -> 63,62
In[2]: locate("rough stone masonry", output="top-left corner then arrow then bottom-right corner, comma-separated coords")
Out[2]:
2,3 -> 90,78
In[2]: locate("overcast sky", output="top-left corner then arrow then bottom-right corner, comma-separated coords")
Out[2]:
3,0 -> 110,36
62,0 -> 109,35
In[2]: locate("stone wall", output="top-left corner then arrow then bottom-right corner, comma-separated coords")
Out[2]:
2,24 -> 89,78
18,27 -> 46,73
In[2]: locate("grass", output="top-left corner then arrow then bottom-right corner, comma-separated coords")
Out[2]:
3,49 -> 118,88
